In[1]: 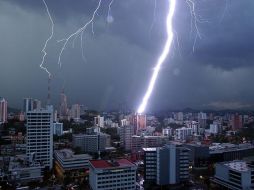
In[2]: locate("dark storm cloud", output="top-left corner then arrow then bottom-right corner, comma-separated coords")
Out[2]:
0,0 -> 254,111
187,0 -> 254,70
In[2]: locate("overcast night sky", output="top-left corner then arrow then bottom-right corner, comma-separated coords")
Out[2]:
0,0 -> 254,111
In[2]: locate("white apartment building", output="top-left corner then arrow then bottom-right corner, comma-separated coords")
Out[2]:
94,115 -> 104,128
185,121 -> 199,135
175,127 -> 193,141
163,127 -> 173,137
26,106 -> 53,169
209,123 -> 221,134
89,159 -> 137,190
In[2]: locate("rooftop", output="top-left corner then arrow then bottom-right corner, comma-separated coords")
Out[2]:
209,143 -> 254,154
89,159 -> 135,169
55,149 -> 92,160
223,161 -> 249,172
143,148 -> 156,151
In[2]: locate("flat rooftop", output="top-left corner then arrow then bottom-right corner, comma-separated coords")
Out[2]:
90,159 -> 135,169
55,149 -> 92,160
209,143 -> 254,154
143,148 -> 156,151
224,161 -> 249,172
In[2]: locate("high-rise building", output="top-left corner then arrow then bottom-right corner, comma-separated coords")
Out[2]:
89,159 -> 137,190
131,113 -> 146,134
210,123 -> 221,134
120,125 -> 135,151
198,112 -> 207,128
0,98 -> 7,123
70,104 -> 80,121
94,115 -> 104,128
72,133 -> 111,153
120,118 -> 130,127
185,121 -> 199,135
143,143 -> 190,185
59,90 -> 69,120
26,106 -> 53,169
175,127 -> 193,141
231,114 -> 243,130
33,99 -> 41,110
53,110 -> 58,122
23,98 -> 34,113
176,112 -> 184,121
53,122 -> 63,136
23,98 -> 41,113
162,127 -> 173,137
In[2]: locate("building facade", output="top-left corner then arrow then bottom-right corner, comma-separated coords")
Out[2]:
131,113 -> 146,134
59,90 -> 69,120
175,127 -> 193,142
73,133 -> 111,153
23,98 -> 41,113
89,159 -> 137,190
120,125 -> 135,151
131,135 -> 169,153
94,116 -> 104,128
144,143 -> 190,185
53,122 -> 63,136
70,104 -> 80,121
26,106 -> 53,169
212,160 -> 254,190
54,149 -> 92,179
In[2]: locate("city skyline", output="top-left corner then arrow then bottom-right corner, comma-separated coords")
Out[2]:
1,0 -> 254,112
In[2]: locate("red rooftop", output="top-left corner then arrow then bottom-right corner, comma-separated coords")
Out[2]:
89,159 -> 135,169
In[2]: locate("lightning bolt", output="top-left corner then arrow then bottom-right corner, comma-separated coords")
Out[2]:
107,0 -> 114,21
137,0 -> 176,114
149,0 -> 157,36
186,0 -> 210,52
57,0 -> 102,67
41,0 -> 54,77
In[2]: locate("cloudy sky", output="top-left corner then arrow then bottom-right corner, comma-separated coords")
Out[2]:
0,0 -> 254,111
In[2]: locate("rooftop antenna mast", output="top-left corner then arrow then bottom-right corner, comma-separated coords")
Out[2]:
47,75 -> 51,105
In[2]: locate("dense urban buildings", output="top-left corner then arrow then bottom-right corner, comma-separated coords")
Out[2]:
2,96 -> 254,189
89,159 -> 137,190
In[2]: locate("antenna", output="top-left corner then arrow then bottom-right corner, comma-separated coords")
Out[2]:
47,75 -> 51,105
